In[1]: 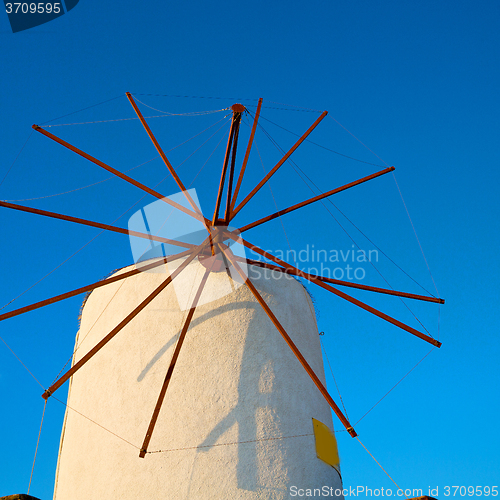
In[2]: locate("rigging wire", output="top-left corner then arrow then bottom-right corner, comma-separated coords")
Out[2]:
353,347 -> 436,427
0,335 -> 45,389
130,94 -> 326,113
254,119 -> 435,337
327,114 -> 441,298
0,230 -> 108,314
50,278 -> 129,385
6,114 -> 229,202
319,336 -> 350,421
39,95 -> 125,126
131,96 -> 228,116
131,93 -> 260,102
392,173 -> 441,297
189,120 -> 229,186
257,100 -> 323,112
258,115 -> 385,167
355,436 -> 409,500
51,395 -> 141,450
40,110 -> 227,128
27,399 -> 47,495
3,156 -> 160,202
244,113 -> 353,429
148,433 -> 315,454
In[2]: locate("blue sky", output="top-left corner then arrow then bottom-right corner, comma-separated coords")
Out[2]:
0,1 -> 499,498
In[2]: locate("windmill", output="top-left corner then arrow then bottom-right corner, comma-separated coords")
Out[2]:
0,95 -> 444,499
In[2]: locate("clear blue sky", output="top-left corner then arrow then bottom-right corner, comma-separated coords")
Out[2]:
1,1 -> 499,498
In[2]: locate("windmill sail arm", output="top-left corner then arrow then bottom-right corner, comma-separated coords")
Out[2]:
0,200 -> 195,249
221,246 -> 357,438
125,93 -> 210,227
32,124 -> 206,224
42,240 -> 209,401
237,166 -> 395,232
0,249 -> 193,324
232,235 -> 442,348
229,98 -> 263,215
231,110 -> 328,218
139,261 -> 214,458
241,257 -> 444,304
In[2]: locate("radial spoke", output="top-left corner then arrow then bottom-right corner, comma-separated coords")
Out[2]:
125,93 -> 210,227
229,98 -> 263,216
0,249 -> 193,323
32,125 -> 205,224
229,235 -> 442,348
211,108 -> 241,225
223,115 -> 241,223
231,110 -> 328,218
42,239 -> 209,400
221,246 -> 357,437
243,258 -> 444,304
139,261 -> 214,457
238,167 -> 395,233
0,200 -> 195,248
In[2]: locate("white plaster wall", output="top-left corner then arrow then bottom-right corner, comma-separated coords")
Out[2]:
53,262 -> 343,499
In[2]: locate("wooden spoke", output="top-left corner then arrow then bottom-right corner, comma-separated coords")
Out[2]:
223,114 -> 241,223
238,167 -> 396,233
125,93 -> 210,227
0,200 -> 195,249
212,107 -> 243,225
139,261 -> 214,457
231,110 -> 328,219
243,258 -> 444,304
32,125 -> 206,224
0,249 -> 193,323
42,239 -> 209,400
220,246 -> 357,437
229,98 -> 263,216
229,235 -> 442,348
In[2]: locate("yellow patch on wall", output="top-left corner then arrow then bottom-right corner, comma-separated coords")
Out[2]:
312,418 -> 340,471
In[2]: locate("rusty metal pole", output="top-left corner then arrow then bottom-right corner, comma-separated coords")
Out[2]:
125,93 -> 210,227
220,245 -> 357,437
32,125 -> 205,224
211,104 -> 245,226
139,261 -> 215,458
0,200 -> 194,248
229,98 -> 263,217
0,249 -> 193,324
231,110 -> 328,219
242,258 -> 444,304
230,234 -> 442,348
42,238 -> 210,400
238,167 -> 396,233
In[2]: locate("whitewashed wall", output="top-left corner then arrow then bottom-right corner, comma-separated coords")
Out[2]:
53,262 -> 343,499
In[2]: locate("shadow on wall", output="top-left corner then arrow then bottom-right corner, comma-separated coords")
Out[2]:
138,298 -> 287,493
